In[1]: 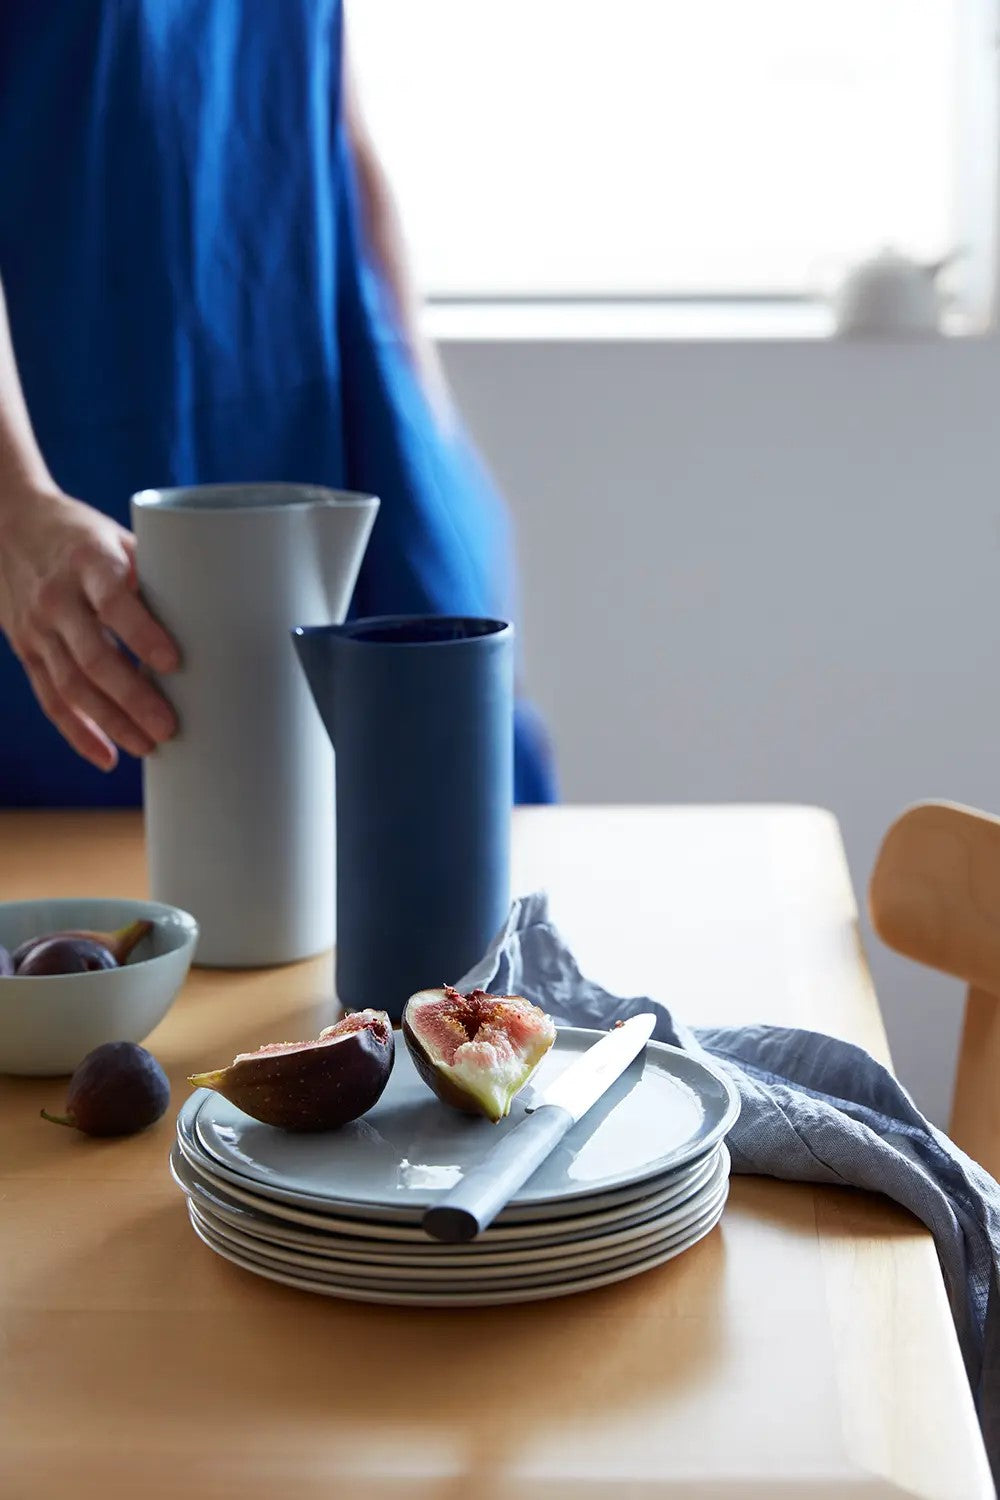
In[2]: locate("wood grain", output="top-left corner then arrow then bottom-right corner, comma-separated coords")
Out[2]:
950,986 -> 1000,1180
870,799 -> 1000,1178
0,807 -> 991,1499
869,800 -> 1000,994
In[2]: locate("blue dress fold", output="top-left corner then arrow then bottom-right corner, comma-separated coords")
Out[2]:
0,0 -> 556,806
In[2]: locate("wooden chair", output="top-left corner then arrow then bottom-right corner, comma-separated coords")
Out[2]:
869,800 -> 1000,1180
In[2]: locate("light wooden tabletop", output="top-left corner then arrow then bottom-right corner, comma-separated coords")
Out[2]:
0,806 -> 992,1499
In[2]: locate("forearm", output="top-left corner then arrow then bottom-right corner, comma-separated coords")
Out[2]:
0,276 -> 56,510
0,271 -> 179,767
341,30 -> 452,423
351,135 -> 427,357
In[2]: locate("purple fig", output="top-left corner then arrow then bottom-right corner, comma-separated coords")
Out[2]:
14,919 -> 152,975
18,937 -> 117,975
188,1009 -> 395,1131
41,1041 -> 170,1137
9,937 -> 33,969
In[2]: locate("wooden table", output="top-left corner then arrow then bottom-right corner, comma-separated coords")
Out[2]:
1,807 -> 992,1499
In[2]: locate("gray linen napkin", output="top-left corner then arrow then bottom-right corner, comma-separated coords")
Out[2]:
457,892 -> 1000,1485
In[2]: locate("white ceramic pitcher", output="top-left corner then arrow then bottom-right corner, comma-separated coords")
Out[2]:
131,484 -> 379,967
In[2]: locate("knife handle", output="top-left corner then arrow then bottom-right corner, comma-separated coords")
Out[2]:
422,1105 -> 575,1243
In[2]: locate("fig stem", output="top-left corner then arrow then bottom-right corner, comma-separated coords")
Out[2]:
46,920 -> 153,965
109,919 -> 154,964
39,1108 -> 77,1128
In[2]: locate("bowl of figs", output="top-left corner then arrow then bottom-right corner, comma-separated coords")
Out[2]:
0,898 -> 198,1076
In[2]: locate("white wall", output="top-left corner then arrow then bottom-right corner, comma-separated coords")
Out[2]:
441,335 -> 1000,1126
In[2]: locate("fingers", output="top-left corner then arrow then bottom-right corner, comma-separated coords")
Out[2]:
57,600 -> 176,746
95,586 -> 180,674
40,634 -> 158,760
23,657 -> 118,772
81,542 -> 179,674
1,496 -> 180,768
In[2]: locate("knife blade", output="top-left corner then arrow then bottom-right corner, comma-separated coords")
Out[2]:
421,1012 -> 658,1243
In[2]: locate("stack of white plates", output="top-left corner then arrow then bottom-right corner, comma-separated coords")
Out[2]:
172,1026 -> 740,1307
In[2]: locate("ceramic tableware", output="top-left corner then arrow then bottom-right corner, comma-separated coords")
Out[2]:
422,1013 -> 658,1241
173,1135 -> 725,1248
171,1144 -> 728,1267
173,1021 -> 739,1302
292,616 -> 513,1019
832,248 -> 951,336
133,484 -> 378,967
187,1194 -> 728,1306
0,897 -> 198,1075
188,1173 -> 729,1288
186,1153 -> 729,1281
186,1027 -> 740,1216
185,1106 -> 721,1229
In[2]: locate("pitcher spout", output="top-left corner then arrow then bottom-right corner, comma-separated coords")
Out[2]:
312,491 -> 379,621
295,489 -> 379,745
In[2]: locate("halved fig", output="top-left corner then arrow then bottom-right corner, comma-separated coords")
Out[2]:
188,1009 -> 394,1131
403,986 -> 556,1123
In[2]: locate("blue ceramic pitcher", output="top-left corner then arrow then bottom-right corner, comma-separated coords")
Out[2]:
292,617 -> 513,1021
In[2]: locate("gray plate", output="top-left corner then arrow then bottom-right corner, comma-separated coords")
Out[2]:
171,1145 -> 729,1267
180,1100 -> 720,1227
187,1170 -> 731,1290
187,1160 -> 730,1283
178,1105 -> 721,1229
187,1194 -> 728,1306
171,1138 -> 726,1248
186,1026 -> 739,1219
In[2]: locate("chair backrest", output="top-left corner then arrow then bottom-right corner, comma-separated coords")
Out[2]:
869,800 -> 1000,1179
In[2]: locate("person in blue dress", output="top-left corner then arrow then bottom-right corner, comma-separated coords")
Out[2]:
0,1 -> 556,807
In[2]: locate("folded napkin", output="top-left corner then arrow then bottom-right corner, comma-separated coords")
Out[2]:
457,892 -> 1000,1484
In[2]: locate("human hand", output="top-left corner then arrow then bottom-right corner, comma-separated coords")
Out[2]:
0,485 -> 179,770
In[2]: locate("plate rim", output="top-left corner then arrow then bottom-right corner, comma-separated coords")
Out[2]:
188,1098 -> 722,1224
173,1133 -> 728,1246
187,1195 -> 728,1306
170,1141 -> 724,1255
183,1027 -> 741,1215
176,1149 -> 730,1273
188,1171 -> 730,1283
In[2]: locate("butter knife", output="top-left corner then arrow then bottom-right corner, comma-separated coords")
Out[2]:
422,1012 -> 658,1243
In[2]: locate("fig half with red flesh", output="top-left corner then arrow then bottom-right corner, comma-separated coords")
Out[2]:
188,1009 -> 394,1131
403,987 -> 557,1123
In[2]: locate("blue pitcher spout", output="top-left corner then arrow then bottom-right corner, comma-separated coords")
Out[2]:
292,626 -> 344,747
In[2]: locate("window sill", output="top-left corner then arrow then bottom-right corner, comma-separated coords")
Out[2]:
422,299 -> 985,345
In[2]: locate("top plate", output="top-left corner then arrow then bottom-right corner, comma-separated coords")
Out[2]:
189,1026 -> 739,1215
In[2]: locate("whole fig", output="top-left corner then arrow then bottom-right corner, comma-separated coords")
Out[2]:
11,936 -> 36,969
15,919 -> 152,975
41,1041 -> 170,1137
19,937 -> 117,975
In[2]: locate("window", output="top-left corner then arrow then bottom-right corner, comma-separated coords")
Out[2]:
349,0 -> 994,320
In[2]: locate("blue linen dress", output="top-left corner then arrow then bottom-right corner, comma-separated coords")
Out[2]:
0,0 -> 556,805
